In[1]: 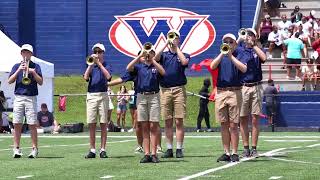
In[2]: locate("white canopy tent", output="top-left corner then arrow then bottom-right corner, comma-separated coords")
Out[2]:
0,31 -> 54,112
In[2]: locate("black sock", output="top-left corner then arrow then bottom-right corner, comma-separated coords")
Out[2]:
244,146 -> 249,149
252,146 -> 257,150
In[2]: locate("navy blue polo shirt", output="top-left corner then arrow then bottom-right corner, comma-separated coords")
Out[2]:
87,62 -> 111,93
9,61 -> 42,96
216,50 -> 249,88
134,63 -> 161,93
159,51 -> 190,88
240,47 -> 265,83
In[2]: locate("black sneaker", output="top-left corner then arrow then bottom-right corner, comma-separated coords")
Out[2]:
100,151 -> 108,158
176,149 -> 184,158
231,154 -> 239,162
242,148 -> 250,158
161,149 -> 174,158
250,149 -> 259,158
216,154 -> 231,162
85,151 -> 96,159
151,155 -> 160,163
140,155 -> 152,163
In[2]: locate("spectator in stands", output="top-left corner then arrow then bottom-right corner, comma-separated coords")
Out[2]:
299,17 -> 313,47
83,43 -> 112,159
307,10 -> 317,23
263,79 -> 278,126
116,85 -> 129,132
259,14 -> 273,47
37,103 -> 60,134
268,25 -> 284,59
280,25 -> 295,68
0,112 -> 12,134
107,87 -> 114,123
311,39 -> 320,73
196,79 -> 212,132
278,14 -> 292,33
301,59 -> 317,91
264,0 -> 280,17
291,6 -> 303,24
0,81 -> 6,129
296,24 -> 311,55
314,19 -> 320,40
283,32 -> 306,79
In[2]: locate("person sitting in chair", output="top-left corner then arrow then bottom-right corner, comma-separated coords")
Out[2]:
37,103 -> 60,134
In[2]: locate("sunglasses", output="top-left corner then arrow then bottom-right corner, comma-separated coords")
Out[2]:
94,50 -> 104,54
223,40 -> 234,44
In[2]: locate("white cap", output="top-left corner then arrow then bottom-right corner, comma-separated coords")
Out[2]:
265,14 -> 270,19
312,51 -> 319,60
168,29 -> 180,37
92,43 -> 105,52
311,10 -> 316,16
246,28 -> 257,37
222,33 -> 236,41
21,44 -> 33,53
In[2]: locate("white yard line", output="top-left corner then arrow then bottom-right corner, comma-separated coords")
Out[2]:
264,140 -> 318,142
178,148 -> 286,180
100,175 -> 114,179
270,157 -> 320,165
306,143 -> 320,148
269,176 -> 283,179
0,139 -> 135,152
16,175 -> 33,179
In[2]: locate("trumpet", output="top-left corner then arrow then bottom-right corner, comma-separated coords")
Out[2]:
167,31 -> 176,47
22,57 -> 31,85
238,28 -> 247,39
142,42 -> 153,54
86,54 -> 97,65
220,43 -> 231,55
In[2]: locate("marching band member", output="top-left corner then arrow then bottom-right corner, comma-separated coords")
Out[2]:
154,29 -> 190,158
239,28 -> 267,158
210,33 -> 248,162
126,44 -> 165,163
83,43 -> 112,158
8,44 -> 43,158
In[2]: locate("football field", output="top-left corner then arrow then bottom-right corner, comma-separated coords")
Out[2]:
0,132 -> 319,180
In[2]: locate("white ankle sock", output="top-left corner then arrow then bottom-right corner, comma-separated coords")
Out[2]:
90,149 -> 96,153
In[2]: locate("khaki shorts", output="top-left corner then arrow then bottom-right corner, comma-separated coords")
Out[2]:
137,93 -> 160,122
215,89 -> 242,123
160,86 -> 186,120
86,92 -> 109,124
13,95 -> 37,125
240,85 -> 263,117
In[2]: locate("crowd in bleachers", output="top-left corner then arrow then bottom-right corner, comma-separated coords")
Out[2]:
261,1 -> 320,90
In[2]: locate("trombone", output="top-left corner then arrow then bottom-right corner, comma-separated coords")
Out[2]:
220,43 -> 231,55
238,28 -> 247,39
22,56 -> 31,85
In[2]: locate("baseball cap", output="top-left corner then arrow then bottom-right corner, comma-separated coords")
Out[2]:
21,44 -> 33,53
168,29 -> 180,37
246,28 -> 257,37
222,33 -> 236,41
92,43 -> 105,52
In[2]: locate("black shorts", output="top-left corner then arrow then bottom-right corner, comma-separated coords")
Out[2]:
286,58 -> 301,65
129,96 -> 137,110
266,104 -> 276,116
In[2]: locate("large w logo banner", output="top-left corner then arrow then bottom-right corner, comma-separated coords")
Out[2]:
109,7 -> 216,57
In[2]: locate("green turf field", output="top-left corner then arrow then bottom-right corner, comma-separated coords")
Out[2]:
0,132 -> 319,179
53,75 -> 216,128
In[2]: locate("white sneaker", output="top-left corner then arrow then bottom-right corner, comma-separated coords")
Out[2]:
120,128 -> 125,132
157,146 -> 164,154
13,148 -> 23,158
206,128 -> 213,132
127,128 -> 134,132
134,146 -> 144,154
28,148 -> 38,158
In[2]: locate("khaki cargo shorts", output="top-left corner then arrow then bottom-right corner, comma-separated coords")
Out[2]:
160,86 -> 186,120
136,93 -> 160,122
215,89 -> 242,123
13,95 -> 37,125
240,84 -> 263,117
86,92 -> 109,124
